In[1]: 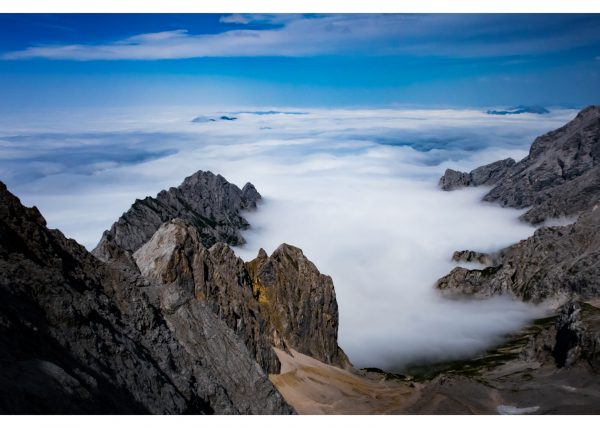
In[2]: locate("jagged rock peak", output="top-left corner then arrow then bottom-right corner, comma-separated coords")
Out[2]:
439,158 -> 516,191
439,105 -> 600,223
133,221 -> 349,372
0,181 -> 46,227
0,181 -> 291,414
93,170 -> 261,262
131,221 -> 273,373
247,243 -> 351,369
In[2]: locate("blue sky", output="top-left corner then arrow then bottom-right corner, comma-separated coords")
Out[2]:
0,13 -> 599,109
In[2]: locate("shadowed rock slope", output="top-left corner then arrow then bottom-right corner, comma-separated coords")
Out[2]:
437,106 -> 600,302
0,181 -> 292,414
132,219 -> 349,374
0,170 -> 349,413
93,170 -> 261,262
93,169 -> 349,375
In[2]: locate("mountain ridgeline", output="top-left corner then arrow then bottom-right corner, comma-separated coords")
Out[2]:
93,171 -> 261,261
437,105 -> 600,302
0,170 -> 347,414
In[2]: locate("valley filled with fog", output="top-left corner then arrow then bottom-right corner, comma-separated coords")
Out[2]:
0,106 -> 578,369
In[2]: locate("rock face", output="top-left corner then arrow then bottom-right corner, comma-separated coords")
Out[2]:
93,170 -> 261,261
440,105 -> 600,223
451,250 -> 493,266
437,106 -> 600,302
246,244 -> 350,368
132,219 -> 349,373
0,181 -> 292,414
132,220 -> 280,374
551,301 -> 600,370
439,158 -> 516,191
484,105 -> 600,224
438,206 -> 600,302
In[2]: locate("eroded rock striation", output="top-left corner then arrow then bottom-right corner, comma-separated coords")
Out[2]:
246,244 -> 350,368
437,106 -> 600,302
132,219 -> 349,373
0,181 -> 292,414
93,170 -> 261,262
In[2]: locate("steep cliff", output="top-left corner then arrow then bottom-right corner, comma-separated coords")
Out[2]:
439,158 -> 516,191
437,106 -> 600,302
440,105 -> 600,223
0,181 -> 292,414
438,205 -> 600,302
93,170 -> 261,261
246,244 -> 350,368
132,219 -> 349,373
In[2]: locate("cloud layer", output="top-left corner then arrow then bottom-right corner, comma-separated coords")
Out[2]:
0,106 -> 577,369
3,14 -> 600,60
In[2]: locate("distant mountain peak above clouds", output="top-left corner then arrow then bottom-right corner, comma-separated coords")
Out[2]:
191,115 -> 238,123
486,105 -> 550,115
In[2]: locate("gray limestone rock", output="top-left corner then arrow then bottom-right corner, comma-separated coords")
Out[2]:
133,219 -> 350,372
0,181 -> 292,415
436,106 -> 600,303
451,250 -> 493,266
440,105 -> 600,223
93,170 -> 261,261
437,205 -> 600,302
439,158 -> 516,191
484,105 -> 600,223
133,219 -> 280,374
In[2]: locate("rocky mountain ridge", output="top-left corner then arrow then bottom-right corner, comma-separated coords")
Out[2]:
437,105 -> 600,302
132,219 -> 349,374
3,106 -> 600,414
93,170 -> 261,262
440,105 -> 600,223
0,181 -> 292,414
0,167 -> 348,414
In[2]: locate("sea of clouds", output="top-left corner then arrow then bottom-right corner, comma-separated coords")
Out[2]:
0,106 -> 577,369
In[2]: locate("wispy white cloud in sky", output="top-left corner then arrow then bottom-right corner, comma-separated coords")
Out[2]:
219,14 -> 252,25
3,14 -> 600,60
